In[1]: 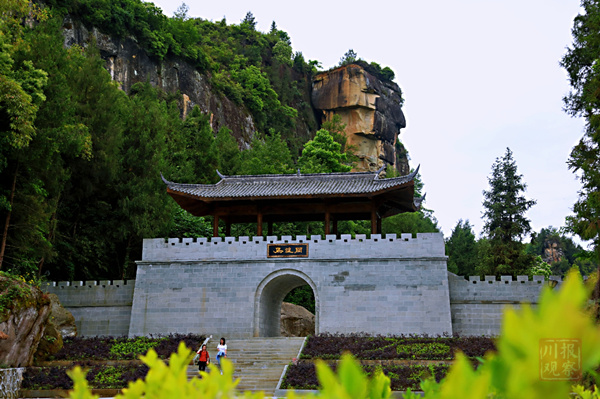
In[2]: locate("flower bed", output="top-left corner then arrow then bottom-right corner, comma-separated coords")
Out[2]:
281,334 -> 496,391
22,363 -> 149,390
282,362 -> 451,391
300,333 -> 496,360
23,333 -> 205,391
48,333 -> 204,361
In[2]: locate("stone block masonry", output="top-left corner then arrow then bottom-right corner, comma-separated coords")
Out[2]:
44,280 -> 134,337
448,273 -> 560,336
131,233 -> 453,338
45,233 -> 554,338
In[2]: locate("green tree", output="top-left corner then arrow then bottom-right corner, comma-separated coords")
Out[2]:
283,285 -> 315,314
480,147 -> 536,276
168,106 -> 218,184
240,131 -> 294,175
446,220 -> 478,276
297,129 -> 352,173
116,82 -> 176,278
526,226 -> 588,277
215,127 -> 241,176
339,49 -> 358,66
560,0 -> 600,297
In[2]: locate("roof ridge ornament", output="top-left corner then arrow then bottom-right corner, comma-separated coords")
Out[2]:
160,173 -> 171,185
374,164 -> 386,180
216,170 -> 226,179
297,169 -> 301,176
408,164 -> 420,180
414,192 -> 426,210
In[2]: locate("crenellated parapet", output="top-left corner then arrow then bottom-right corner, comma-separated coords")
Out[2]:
44,280 -> 134,308
141,233 -> 445,263
448,273 -> 558,304
448,272 -> 557,336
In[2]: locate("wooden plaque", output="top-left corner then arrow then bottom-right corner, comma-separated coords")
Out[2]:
267,243 -> 309,258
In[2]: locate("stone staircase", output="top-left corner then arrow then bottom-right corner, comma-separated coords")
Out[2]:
187,337 -> 306,396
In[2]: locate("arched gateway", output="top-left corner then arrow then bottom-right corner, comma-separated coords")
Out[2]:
128,169 -> 453,337
254,270 -> 318,337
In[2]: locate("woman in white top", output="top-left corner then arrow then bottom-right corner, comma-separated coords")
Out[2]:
216,337 -> 227,373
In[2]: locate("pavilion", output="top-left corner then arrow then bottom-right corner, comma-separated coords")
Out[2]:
162,166 -> 423,237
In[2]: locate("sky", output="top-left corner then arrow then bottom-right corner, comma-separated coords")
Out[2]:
153,0 -> 588,244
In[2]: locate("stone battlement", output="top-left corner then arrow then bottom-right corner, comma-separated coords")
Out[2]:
458,275 -> 562,284
141,232 -> 445,262
45,280 -> 131,288
44,280 -> 134,308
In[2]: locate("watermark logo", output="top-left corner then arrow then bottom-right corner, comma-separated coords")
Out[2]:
539,338 -> 581,381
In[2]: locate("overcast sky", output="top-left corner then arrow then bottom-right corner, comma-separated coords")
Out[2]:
153,0 -> 587,244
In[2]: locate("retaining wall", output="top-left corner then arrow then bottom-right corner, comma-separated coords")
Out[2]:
448,273 -> 560,336
44,280 -> 134,337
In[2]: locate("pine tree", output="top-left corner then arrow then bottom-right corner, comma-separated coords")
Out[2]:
480,147 -> 536,276
560,0 -> 600,297
446,220 -> 478,276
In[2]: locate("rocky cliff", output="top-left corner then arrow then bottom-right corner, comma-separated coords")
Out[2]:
62,17 -> 257,147
62,17 -> 408,169
312,65 -> 408,173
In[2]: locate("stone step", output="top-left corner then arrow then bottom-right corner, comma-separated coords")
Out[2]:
187,337 -> 306,395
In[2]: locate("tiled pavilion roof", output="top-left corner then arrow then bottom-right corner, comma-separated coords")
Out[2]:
161,167 -> 421,200
162,167 -> 423,235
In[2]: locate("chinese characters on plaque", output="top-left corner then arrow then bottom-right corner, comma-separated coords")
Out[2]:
267,243 -> 309,258
539,338 -> 581,381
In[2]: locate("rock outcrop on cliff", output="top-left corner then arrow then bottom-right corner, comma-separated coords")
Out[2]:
312,65 -> 408,173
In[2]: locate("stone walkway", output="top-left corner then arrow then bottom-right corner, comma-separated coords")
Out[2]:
186,337 -> 306,396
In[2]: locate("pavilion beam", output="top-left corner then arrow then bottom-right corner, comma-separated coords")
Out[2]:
213,215 -> 219,237
325,209 -> 330,235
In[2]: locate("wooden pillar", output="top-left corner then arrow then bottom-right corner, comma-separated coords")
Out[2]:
324,210 -> 330,235
332,220 -> 338,236
268,222 -> 273,236
225,222 -> 231,237
370,209 -> 377,235
213,215 -> 219,237
257,212 -> 263,236
377,216 -> 382,235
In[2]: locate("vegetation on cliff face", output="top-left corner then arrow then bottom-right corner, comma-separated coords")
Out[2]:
45,0 -> 319,154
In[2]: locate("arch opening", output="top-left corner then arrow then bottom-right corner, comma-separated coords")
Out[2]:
254,270 -> 318,337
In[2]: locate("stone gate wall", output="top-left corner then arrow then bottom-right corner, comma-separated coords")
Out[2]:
130,233 -> 452,338
43,234 -> 557,338
44,280 -> 134,337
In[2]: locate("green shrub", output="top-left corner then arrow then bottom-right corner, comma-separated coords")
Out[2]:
109,336 -> 164,357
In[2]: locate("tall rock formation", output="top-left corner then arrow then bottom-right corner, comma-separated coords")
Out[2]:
312,64 -> 408,173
